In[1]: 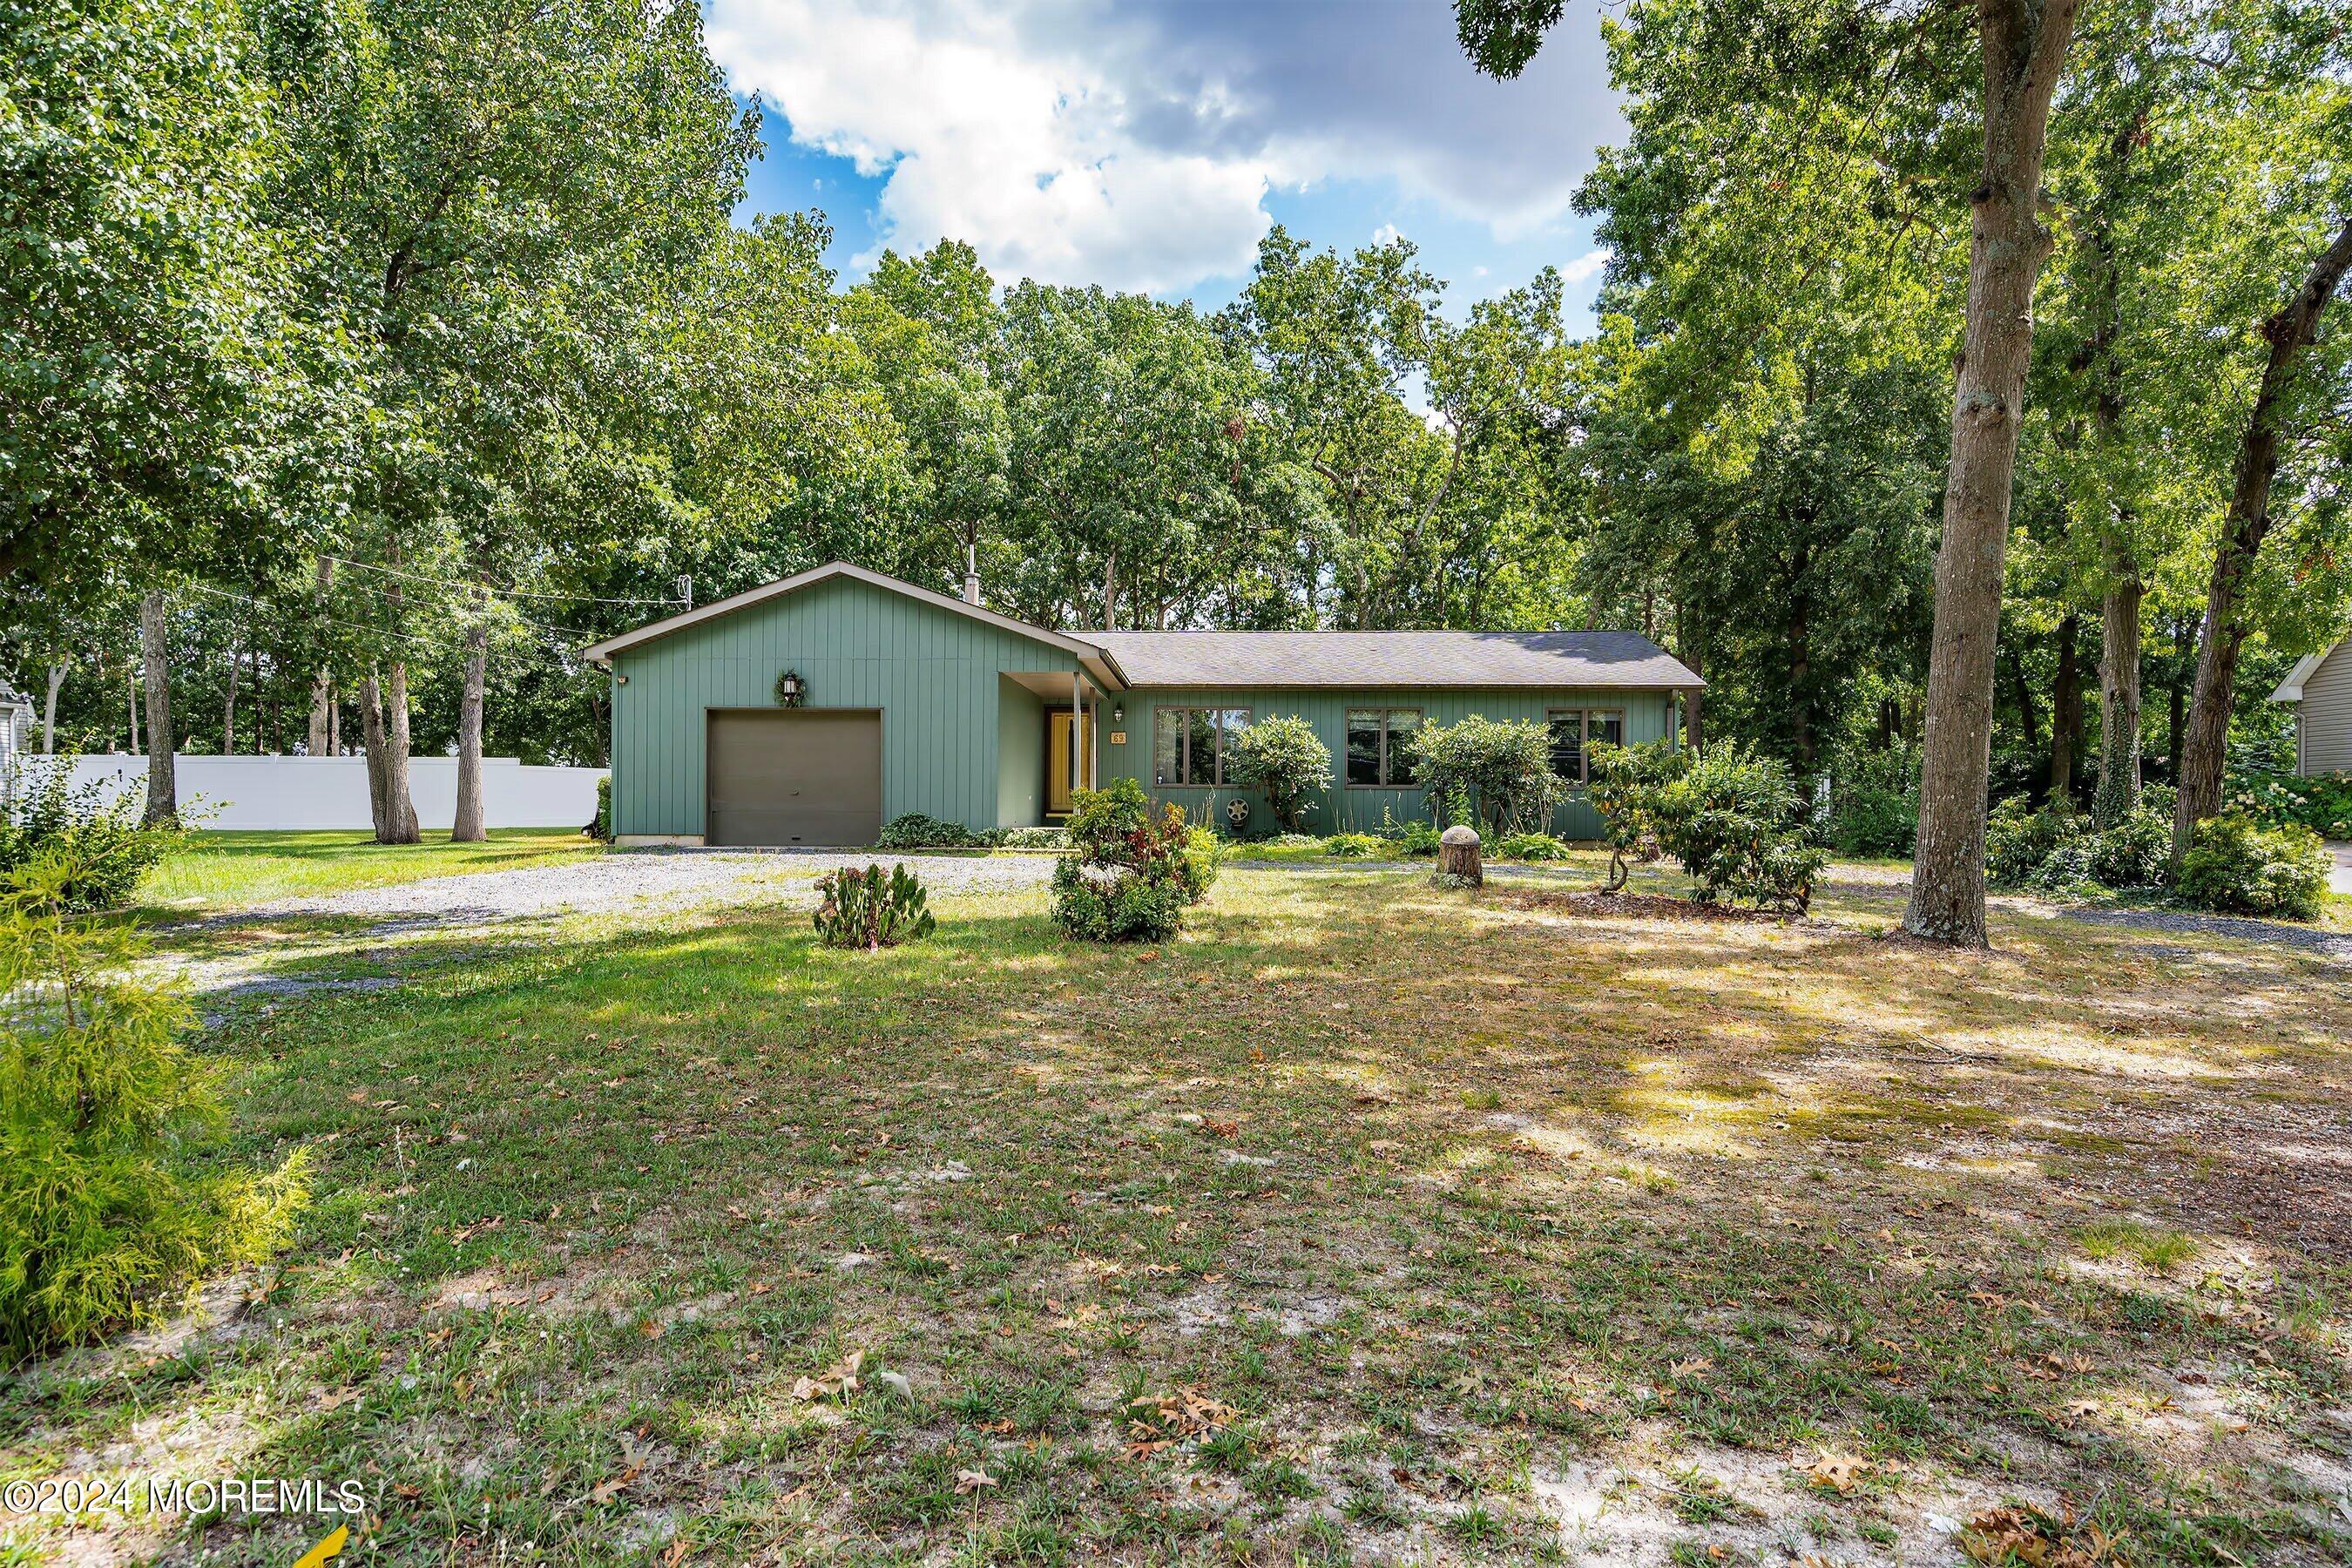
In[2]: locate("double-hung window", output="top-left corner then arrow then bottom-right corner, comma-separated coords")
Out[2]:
1546,707 -> 1624,784
1346,708 -> 1422,787
1153,706 -> 1251,786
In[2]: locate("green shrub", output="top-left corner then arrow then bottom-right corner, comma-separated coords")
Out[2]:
1586,740 -> 1687,891
2176,815 -> 2329,920
0,767 -> 180,913
2086,808 -> 2172,890
1324,833 -> 1383,858
2224,768 -> 2352,840
1648,745 -> 1826,914
997,825 -> 1069,849
1409,716 -> 1560,835
1984,797 -> 2082,887
1051,778 -> 1217,942
592,775 -> 612,841
875,813 -> 982,850
1492,831 -> 1571,861
812,863 -> 938,949
1226,716 -> 1333,834
1,848 -> 309,1357
1828,745 -> 1919,858
1379,808 -> 1443,856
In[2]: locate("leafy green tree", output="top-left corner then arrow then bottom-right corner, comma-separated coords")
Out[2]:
1226,716 -> 1335,833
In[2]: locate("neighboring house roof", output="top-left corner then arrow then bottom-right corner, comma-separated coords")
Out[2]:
2272,639 -> 2344,703
0,683 -> 30,710
580,561 -> 1704,692
1088,629 -> 1702,689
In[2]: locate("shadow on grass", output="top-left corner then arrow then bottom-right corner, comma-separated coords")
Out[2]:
9,870 -> 2349,1564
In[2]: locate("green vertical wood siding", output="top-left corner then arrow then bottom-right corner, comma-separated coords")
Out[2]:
1093,686 -> 1676,838
996,677 -> 1046,828
607,576 -> 1078,838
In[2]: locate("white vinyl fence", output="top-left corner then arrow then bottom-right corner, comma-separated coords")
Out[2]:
15,754 -> 605,832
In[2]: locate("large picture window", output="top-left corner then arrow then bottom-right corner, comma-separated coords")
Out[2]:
1546,708 -> 1625,784
1153,706 -> 1251,786
1346,707 -> 1423,787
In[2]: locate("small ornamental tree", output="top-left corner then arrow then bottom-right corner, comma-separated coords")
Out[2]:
1,848 -> 309,1355
1585,740 -> 1687,891
1409,716 -> 1560,835
1226,716 -> 1333,834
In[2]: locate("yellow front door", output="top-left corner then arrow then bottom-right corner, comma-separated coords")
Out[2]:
1047,711 -> 1093,814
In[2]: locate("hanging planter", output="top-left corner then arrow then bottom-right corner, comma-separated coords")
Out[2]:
774,669 -> 808,708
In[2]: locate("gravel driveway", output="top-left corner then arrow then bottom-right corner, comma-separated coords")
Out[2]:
213,848 -> 1058,931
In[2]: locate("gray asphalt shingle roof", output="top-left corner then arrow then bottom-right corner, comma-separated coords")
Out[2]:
1086,630 -> 1701,689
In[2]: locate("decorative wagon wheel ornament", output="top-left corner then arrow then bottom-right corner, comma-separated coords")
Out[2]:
1224,796 -> 1250,830
774,669 -> 807,707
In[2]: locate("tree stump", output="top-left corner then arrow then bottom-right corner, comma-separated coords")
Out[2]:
1436,825 -> 1483,888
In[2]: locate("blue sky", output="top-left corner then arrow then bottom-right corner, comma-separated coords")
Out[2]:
710,0 -> 1625,319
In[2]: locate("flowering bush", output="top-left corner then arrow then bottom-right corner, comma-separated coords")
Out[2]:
1050,779 -> 1218,942
2222,770 -> 2352,841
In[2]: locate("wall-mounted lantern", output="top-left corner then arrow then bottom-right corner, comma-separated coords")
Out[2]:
774,669 -> 807,707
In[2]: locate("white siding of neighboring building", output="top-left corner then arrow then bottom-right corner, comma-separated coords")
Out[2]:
2300,637 -> 2352,775
0,703 -> 22,809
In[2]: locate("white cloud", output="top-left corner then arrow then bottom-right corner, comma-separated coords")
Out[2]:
1561,247 -> 1612,286
710,0 -> 1274,293
707,0 -> 1622,295
1372,222 -> 1402,247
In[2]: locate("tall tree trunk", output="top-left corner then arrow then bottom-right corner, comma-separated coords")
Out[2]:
2093,560 -> 2143,823
223,638 -> 241,754
2006,645 -> 2042,754
2049,613 -> 2081,804
329,683 -> 341,756
139,590 -> 177,826
1789,591 -> 1814,772
361,670 -> 393,826
2167,667 -> 2184,781
2173,216 -> 2352,863
42,664 -> 64,754
1903,0 -> 2079,947
1677,606 -> 1704,753
380,658 -> 421,843
2080,112 -> 2145,827
308,556 -> 334,755
1102,550 -> 1118,632
451,620 -> 490,842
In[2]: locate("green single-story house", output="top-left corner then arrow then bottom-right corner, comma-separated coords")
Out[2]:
580,562 -> 1701,847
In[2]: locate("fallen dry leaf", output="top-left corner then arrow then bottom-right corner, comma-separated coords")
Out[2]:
790,1348 -> 866,1402
954,1468 -> 997,1496
1797,1451 -> 1869,1495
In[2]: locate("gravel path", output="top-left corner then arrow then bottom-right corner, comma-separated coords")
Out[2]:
208,848 -> 1057,931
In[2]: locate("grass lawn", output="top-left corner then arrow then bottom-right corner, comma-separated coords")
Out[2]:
4,858 -> 2350,1565
137,828 -> 605,912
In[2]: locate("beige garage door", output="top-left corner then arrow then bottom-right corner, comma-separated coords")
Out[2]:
706,709 -> 882,847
